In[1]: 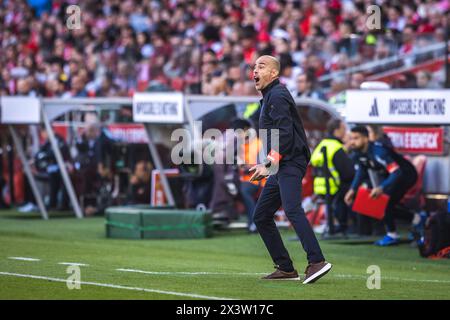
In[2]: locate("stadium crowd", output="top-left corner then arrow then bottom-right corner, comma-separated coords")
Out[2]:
0,0 -> 447,101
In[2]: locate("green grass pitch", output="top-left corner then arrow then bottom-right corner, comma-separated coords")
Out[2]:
0,210 -> 449,300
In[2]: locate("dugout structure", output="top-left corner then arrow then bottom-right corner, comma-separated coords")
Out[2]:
0,94 -> 341,220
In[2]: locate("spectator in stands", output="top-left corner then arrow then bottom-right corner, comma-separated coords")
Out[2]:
394,72 -> 418,88
387,6 -> 407,32
44,79 -> 65,97
227,64 -> 243,85
295,71 -> 326,101
279,53 -> 301,94
367,124 -> 394,149
63,75 -> 88,98
0,0 -> 446,100
336,21 -> 358,58
127,160 -> 152,205
349,73 -> 365,89
16,78 -> 37,96
416,71 -> 438,89
96,75 -> 119,97
327,75 -> 348,105
27,0 -> 51,17
203,74 -> 230,96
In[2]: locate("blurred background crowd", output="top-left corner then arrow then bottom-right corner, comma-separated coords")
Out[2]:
1,0 -> 448,102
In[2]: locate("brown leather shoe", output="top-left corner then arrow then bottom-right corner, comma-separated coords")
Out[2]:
303,261 -> 332,284
261,268 -> 300,280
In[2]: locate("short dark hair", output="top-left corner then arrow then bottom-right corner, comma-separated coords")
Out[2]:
326,119 -> 342,135
351,125 -> 369,137
231,118 -> 251,130
366,124 -> 383,138
299,68 -> 315,84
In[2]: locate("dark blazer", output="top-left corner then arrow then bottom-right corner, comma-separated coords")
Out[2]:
259,78 -> 311,169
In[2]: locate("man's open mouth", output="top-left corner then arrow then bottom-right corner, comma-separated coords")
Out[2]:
254,76 -> 260,84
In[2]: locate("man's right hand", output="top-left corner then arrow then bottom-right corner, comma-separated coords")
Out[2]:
344,189 -> 355,206
249,164 -> 270,182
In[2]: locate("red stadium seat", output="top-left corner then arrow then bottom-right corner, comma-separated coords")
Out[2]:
401,155 -> 427,210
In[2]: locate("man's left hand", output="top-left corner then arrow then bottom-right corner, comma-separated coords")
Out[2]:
370,187 -> 383,199
249,164 -> 270,181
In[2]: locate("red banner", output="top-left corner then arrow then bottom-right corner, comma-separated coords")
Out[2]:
107,124 -> 147,144
51,123 -> 148,144
383,126 -> 444,155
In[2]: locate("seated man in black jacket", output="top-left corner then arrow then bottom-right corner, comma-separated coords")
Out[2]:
128,161 -> 152,205
34,126 -> 72,210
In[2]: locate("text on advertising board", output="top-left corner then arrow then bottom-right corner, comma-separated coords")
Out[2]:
383,126 -> 444,155
132,93 -> 184,123
345,90 -> 450,124
389,99 -> 445,116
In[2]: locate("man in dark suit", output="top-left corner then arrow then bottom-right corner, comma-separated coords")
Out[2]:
250,55 -> 332,284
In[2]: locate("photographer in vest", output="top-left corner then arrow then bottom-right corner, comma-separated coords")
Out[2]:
311,119 -> 355,235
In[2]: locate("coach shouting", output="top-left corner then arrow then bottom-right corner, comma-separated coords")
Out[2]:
249,55 -> 332,284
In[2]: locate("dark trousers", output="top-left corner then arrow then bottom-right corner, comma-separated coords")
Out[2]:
0,177 -> 7,208
48,172 -> 69,209
253,165 -> 325,270
384,169 -> 418,232
23,178 -> 36,204
358,214 -> 385,236
240,181 -> 259,227
330,189 -> 350,233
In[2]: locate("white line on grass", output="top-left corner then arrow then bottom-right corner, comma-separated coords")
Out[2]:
116,268 -> 450,284
8,257 -> 40,262
58,262 -> 89,267
334,274 -> 450,284
0,272 -> 235,300
116,268 -> 266,276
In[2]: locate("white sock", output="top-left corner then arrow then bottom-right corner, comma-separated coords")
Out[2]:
387,232 -> 399,239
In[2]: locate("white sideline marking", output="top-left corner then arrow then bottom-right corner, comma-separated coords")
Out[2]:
116,268 -> 266,276
116,269 -> 450,284
391,277 -> 450,284
8,257 -> 40,262
332,274 -> 450,284
0,272 -> 234,300
58,262 -> 89,267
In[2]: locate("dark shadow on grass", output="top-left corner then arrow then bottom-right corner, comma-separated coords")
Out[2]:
213,228 -> 255,238
0,210 -> 77,220
331,239 -> 411,245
